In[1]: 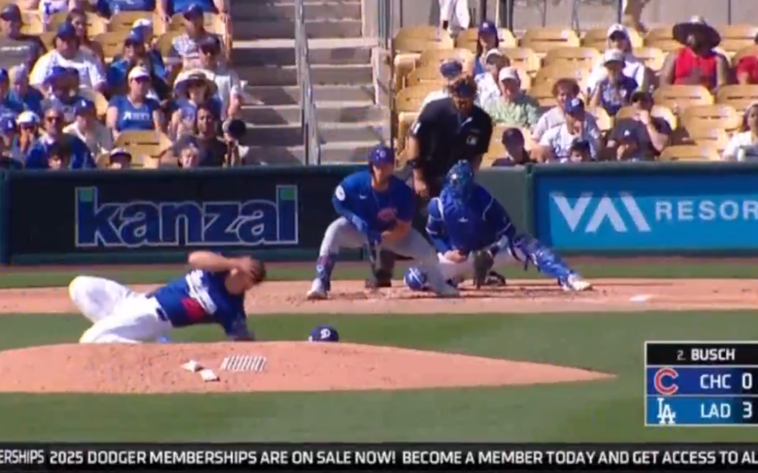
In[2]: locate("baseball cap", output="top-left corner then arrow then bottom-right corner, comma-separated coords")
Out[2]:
222,118 -> 246,139
498,67 -> 520,82
439,59 -> 462,80
483,48 -> 504,63
109,148 -> 132,160
56,21 -> 77,40
0,117 -> 15,133
16,111 -> 39,126
565,97 -> 585,115
606,23 -> 628,39
368,144 -> 394,166
478,21 -> 498,37
132,18 -> 153,30
43,66 -> 68,84
183,3 -> 204,18
0,4 -> 21,21
501,127 -> 525,146
603,48 -> 625,65
128,67 -> 150,81
308,324 -> 339,342
74,98 -> 95,115
124,31 -> 144,46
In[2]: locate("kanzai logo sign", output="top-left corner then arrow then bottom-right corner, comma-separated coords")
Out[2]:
75,186 -> 299,248
551,192 -> 651,233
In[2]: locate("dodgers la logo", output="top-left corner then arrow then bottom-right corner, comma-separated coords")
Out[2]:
656,397 -> 676,425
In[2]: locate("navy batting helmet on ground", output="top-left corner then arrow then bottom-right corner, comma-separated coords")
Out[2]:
309,325 -> 339,342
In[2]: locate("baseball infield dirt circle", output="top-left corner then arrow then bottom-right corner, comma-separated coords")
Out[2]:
0,276 -> 751,393
0,342 -> 613,394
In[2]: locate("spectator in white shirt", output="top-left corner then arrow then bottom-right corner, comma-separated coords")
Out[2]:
536,98 -> 599,162
197,35 -> 241,119
29,22 -> 106,94
475,48 -> 509,106
532,78 -> 602,146
438,0 -> 470,37
419,59 -> 463,110
64,98 -> 113,156
586,24 -> 647,93
723,103 -> 758,161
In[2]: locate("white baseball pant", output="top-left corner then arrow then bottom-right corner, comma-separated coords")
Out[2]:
69,276 -> 173,344
436,246 -> 526,281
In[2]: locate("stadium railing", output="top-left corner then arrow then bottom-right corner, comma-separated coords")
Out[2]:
295,0 -> 323,165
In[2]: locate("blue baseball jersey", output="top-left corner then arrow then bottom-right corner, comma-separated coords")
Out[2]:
0,96 -> 25,121
9,88 -> 44,115
24,135 -> 95,170
332,170 -> 414,233
426,184 -> 515,254
149,269 -> 249,339
168,0 -> 216,15
109,95 -> 160,132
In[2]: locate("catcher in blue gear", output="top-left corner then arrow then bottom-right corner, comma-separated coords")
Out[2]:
306,145 -> 459,300
403,160 -> 592,292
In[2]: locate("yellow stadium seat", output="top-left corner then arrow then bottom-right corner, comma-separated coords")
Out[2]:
520,27 -> 581,55
582,27 -> 643,50
527,81 -> 559,108
156,30 -> 182,58
394,84 -> 443,150
615,104 -> 678,130
652,85 -> 714,113
659,144 -> 721,161
672,125 -> 730,151
717,25 -> 758,55
48,11 -> 107,35
108,11 -> 157,33
418,48 -> 473,67
543,47 -> 600,67
168,13 -> 224,35
716,84 -> 758,112
405,66 -> 445,87
633,47 -> 665,71
681,104 -> 742,132
394,26 -> 443,42
589,107 -> 612,132
500,47 -> 541,76
533,63 -> 592,91
114,131 -> 173,160
393,35 -> 455,91
455,27 -> 517,51
20,12 -> 43,35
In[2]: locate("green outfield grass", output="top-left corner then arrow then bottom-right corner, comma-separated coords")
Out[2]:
0,262 -> 755,442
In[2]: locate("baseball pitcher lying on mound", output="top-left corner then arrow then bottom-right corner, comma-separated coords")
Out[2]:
69,252 -> 265,343
403,160 -> 593,292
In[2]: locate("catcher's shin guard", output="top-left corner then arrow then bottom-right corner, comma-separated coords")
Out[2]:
513,235 -> 574,282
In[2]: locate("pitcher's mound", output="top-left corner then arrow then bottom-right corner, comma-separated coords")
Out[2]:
0,342 -> 613,394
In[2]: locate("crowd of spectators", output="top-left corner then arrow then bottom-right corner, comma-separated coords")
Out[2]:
0,0 -> 246,171
408,16 -> 758,166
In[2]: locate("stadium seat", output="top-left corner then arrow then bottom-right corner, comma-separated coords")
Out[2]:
94,30 -> 135,63
114,131 -> 173,161
455,27 -> 517,51
543,47 -> 600,67
716,25 -> 758,56
533,63 -> 592,91
644,25 -> 679,52
156,30 -> 182,58
589,107 -> 612,132
168,13 -> 225,35
633,47 -> 665,71
394,83 -> 442,150
418,48 -> 473,67
672,125 -> 730,152
405,66 -> 445,87
732,45 -> 758,65
108,11 -> 160,33
39,31 -> 55,50
520,27 -> 581,55
393,33 -> 455,91
500,47 -> 541,77
527,81 -> 560,108
715,84 -> 758,111
659,144 -> 721,161
680,104 -> 742,132
20,12 -> 43,35
616,104 -> 678,130
582,27 -> 643,50
652,85 -> 714,112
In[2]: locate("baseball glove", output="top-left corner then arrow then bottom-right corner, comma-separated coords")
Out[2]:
472,250 -> 495,289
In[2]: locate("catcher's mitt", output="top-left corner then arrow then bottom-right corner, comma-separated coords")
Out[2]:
472,250 -> 495,289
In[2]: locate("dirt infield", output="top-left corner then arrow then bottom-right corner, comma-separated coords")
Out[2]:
0,276 -> 749,394
0,278 -> 755,315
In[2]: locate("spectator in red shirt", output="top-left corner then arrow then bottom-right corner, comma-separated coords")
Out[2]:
735,33 -> 758,85
659,16 -> 729,90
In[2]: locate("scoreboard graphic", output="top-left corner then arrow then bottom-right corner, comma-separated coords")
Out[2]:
645,341 -> 758,427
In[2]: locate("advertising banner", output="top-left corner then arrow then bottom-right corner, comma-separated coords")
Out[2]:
533,164 -> 758,253
5,166 -> 360,264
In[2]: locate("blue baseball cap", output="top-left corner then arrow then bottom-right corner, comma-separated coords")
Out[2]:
183,3 -> 204,18
0,68 -> 9,82
74,98 -> 95,115
124,31 -> 144,45
501,127 -> 525,146
565,97 -> 585,115
0,4 -> 21,21
0,117 -> 15,134
43,66 -> 68,84
56,21 -> 77,40
308,325 -> 339,342
439,59 -> 462,80
478,21 -> 498,36
368,144 -> 394,166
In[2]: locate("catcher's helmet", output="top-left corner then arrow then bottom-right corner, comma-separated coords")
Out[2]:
445,160 -> 475,202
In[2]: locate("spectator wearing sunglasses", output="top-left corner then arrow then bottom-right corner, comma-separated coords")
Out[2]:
25,106 -> 94,169
106,66 -> 163,138
12,110 -> 39,162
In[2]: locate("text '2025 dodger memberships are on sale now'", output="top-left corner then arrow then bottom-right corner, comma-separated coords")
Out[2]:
73,186 -> 299,248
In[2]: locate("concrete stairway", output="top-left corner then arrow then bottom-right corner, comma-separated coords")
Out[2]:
230,0 -> 384,164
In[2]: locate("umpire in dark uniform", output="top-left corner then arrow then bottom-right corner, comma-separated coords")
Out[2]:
371,74 -> 500,287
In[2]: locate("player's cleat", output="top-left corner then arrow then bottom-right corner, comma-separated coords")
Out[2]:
484,271 -> 507,287
306,278 -> 329,300
366,269 -> 393,288
434,282 -> 460,298
560,273 -> 593,292
156,336 -> 170,343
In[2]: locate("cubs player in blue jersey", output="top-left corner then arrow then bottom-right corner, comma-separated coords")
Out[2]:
307,145 -> 458,299
403,160 -> 592,292
68,252 -> 266,343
